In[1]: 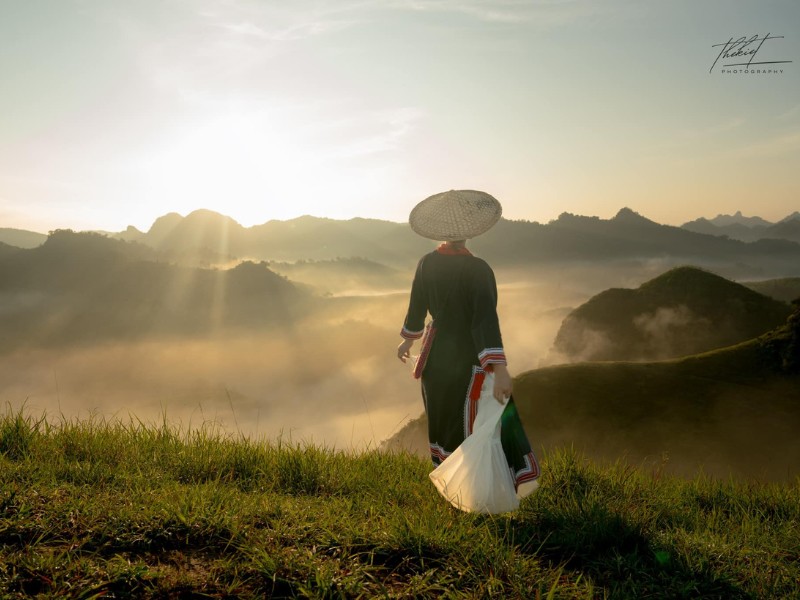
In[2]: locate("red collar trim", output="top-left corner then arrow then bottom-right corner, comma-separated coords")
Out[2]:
436,243 -> 473,256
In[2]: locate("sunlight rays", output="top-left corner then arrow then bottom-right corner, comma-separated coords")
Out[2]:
209,263 -> 228,336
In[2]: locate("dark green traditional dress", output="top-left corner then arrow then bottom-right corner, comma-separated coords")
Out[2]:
401,245 -> 540,490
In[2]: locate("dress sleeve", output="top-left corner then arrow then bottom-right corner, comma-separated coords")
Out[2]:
400,256 -> 428,340
470,260 -> 507,369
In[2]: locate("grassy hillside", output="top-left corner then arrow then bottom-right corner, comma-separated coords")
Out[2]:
554,266 -> 791,362
1,411 -> 798,598
389,301 -> 800,481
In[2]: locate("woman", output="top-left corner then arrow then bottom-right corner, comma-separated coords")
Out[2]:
396,190 -> 540,493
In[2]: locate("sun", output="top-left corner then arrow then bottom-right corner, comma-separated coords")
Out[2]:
136,107 -> 404,226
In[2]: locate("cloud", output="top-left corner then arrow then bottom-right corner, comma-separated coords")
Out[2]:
217,21 -> 271,38
216,16 -> 357,42
728,130 -> 800,159
322,107 -> 426,159
376,0 -> 616,26
678,117 -> 746,139
777,103 -> 800,121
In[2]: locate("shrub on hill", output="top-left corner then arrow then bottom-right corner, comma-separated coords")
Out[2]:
760,298 -> 800,374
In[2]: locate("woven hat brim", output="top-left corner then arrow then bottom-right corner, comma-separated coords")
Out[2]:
409,190 -> 502,241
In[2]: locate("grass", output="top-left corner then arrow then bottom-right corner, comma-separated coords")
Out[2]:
1,407 -> 798,598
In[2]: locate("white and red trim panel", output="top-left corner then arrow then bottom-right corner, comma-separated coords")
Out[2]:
429,443 -> 452,466
513,452 -> 541,488
478,347 -> 507,369
463,366 -> 485,437
400,326 -> 425,340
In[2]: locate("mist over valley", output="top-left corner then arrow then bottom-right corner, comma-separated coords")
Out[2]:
2,209 -> 799,478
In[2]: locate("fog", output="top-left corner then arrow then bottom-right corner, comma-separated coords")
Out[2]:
4,256 -> 794,482
633,305 -> 713,359
1,325 -> 417,449
0,264 -> 598,448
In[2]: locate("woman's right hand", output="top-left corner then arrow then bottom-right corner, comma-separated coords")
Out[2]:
397,339 -> 414,363
492,364 -> 513,403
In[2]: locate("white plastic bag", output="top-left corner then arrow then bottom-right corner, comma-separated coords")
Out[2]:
428,373 -> 520,514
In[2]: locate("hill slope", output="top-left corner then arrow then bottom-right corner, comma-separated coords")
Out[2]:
387,301 -> 800,481
553,266 -> 791,362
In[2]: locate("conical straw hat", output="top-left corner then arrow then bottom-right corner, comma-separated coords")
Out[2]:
409,190 -> 502,241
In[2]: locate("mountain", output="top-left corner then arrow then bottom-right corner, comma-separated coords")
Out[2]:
708,211 -> 772,228
680,217 -> 766,242
111,225 -> 145,243
145,212 -> 185,246
147,209 -> 248,255
110,211 -> 432,268
247,215 -> 430,267
763,217 -> 800,244
681,212 -> 800,244
470,208 -> 800,274
744,277 -> 800,303
0,230 -> 306,349
385,300 -> 800,481
103,207 -> 800,277
0,227 -> 48,248
552,266 -> 791,362
91,207 -> 800,280
0,241 -> 20,258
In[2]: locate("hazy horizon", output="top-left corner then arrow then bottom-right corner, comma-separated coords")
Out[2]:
5,204 -> 800,238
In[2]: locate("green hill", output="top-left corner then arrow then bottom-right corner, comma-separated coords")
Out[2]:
553,266 -> 791,362
387,301 -> 800,481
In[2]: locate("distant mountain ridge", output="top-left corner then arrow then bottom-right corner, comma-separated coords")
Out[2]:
3,207 -> 800,276
469,208 -> 800,277
708,211 -> 772,228
682,210 -> 800,243
104,210 -> 431,268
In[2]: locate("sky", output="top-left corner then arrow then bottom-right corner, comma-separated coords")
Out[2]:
1,0 -> 798,233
